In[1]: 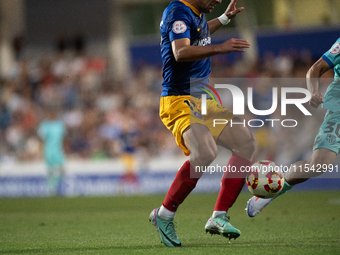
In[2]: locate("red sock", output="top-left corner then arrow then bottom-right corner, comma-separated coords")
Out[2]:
162,160 -> 201,212
214,154 -> 252,212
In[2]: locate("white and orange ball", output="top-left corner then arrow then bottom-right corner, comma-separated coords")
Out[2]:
246,160 -> 284,198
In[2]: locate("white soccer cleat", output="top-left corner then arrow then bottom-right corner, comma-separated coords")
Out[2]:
246,196 -> 274,217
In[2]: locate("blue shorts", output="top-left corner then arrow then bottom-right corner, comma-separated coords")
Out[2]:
313,110 -> 340,155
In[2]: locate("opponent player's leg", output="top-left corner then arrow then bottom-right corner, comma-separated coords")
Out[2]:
284,148 -> 336,184
150,123 -> 217,247
248,110 -> 340,217
246,148 -> 336,217
205,118 -> 256,238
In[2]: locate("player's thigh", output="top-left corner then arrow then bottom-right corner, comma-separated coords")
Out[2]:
286,149 -> 337,182
216,117 -> 255,153
309,148 -> 336,167
182,123 -> 217,161
196,99 -> 255,158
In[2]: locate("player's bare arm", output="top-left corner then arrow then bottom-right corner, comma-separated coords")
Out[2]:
172,37 -> 250,62
306,58 -> 331,108
208,0 -> 244,34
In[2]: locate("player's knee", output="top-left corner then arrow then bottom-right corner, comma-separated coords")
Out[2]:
244,139 -> 256,155
200,146 -> 218,163
192,145 -> 218,165
236,136 -> 256,159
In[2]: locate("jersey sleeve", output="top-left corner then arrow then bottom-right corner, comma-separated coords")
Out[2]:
168,8 -> 192,42
322,38 -> 340,68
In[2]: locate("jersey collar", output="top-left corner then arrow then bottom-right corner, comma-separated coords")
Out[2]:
180,0 -> 202,17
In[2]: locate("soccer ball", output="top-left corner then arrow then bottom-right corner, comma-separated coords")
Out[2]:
246,160 -> 284,198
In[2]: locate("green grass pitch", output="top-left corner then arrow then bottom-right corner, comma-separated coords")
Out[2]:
0,191 -> 339,254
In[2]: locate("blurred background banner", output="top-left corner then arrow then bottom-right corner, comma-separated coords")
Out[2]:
0,0 -> 339,197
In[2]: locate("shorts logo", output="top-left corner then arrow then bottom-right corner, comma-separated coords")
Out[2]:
172,21 -> 187,34
326,134 -> 336,143
193,111 -> 203,120
329,43 -> 340,55
184,99 -> 203,120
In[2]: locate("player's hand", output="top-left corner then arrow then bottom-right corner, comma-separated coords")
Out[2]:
309,92 -> 324,108
225,0 -> 244,19
217,38 -> 250,54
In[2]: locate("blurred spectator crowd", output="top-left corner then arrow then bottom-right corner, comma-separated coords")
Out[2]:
0,38 -> 180,163
0,39 -> 335,166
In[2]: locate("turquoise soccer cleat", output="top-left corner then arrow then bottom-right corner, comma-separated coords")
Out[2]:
149,208 -> 182,247
205,213 -> 241,240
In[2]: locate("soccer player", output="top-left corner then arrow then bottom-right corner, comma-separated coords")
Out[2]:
246,37 -> 340,217
149,0 -> 256,247
38,108 -> 66,196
